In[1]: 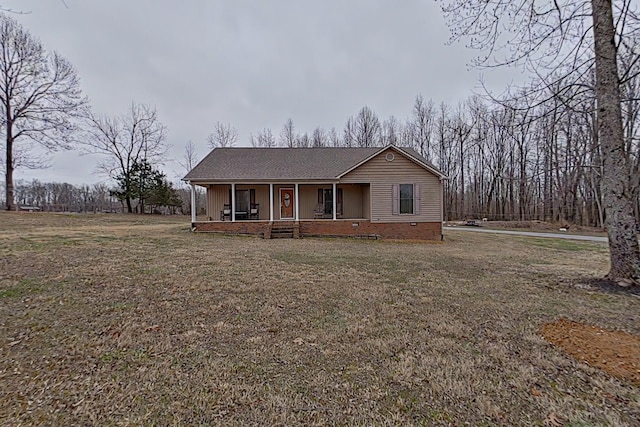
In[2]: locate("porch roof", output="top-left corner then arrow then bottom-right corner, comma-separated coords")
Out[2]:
183,146 -> 444,182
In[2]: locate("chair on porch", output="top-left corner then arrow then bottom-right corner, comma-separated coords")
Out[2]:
314,203 -> 325,219
220,203 -> 231,221
249,203 -> 259,220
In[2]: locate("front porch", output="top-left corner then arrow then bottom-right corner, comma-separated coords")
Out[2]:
190,182 -> 371,223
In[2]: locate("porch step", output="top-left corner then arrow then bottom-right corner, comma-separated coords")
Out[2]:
270,228 -> 294,238
267,222 -> 299,239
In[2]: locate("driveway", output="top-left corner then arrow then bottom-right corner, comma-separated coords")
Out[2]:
443,226 -> 608,242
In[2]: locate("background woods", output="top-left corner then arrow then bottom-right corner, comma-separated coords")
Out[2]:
4,85 -> 640,228
219,87 -> 639,229
2,3 -> 640,231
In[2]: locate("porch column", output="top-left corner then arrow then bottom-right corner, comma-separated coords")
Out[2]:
332,182 -> 337,221
190,183 -> 196,224
231,183 -> 236,222
269,183 -> 274,222
294,183 -> 299,221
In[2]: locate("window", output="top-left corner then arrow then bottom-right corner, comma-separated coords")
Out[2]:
317,188 -> 343,215
392,183 -> 420,215
236,189 -> 250,213
400,184 -> 413,214
230,188 -> 255,214
323,189 -> 333,214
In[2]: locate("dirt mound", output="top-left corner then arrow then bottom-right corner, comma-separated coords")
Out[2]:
540,318 -> 640,385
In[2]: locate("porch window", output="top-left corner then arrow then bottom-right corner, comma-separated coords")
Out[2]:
317,188 -> 343,215
392,183 -> 421,215
229,188 -> 255,217
236,190 -> 250,213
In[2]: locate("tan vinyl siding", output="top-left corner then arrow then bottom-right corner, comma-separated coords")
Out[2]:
208,184 -> 230,220
298,185 -> 323,219
340,151 -> 442,222
207,184 -> 270,220
340,184 -> 364,219
362,185 -> 370,219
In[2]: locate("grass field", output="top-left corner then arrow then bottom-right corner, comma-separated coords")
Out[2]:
1,212 -> 638,426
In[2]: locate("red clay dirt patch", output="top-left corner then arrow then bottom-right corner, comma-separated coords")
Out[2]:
540,318 -> 640,385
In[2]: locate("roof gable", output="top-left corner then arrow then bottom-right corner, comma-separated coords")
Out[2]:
338,145 -> 446,179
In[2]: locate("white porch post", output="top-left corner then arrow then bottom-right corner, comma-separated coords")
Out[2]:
190,183 -> 196,223
269,183 -> 274,222
231,183 -> 236,222
294,183 -> 299,221
332,182 -> 337,221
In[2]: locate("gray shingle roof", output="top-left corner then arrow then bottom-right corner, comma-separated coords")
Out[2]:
183,146 -> 444,181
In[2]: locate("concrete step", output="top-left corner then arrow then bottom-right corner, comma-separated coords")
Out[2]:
270,231 -> 294,239
268,223 -> 298,239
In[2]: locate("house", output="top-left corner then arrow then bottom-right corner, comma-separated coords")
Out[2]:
183,145 -> 446,240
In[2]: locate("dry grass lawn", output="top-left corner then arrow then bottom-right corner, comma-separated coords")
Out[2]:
1,212 -> 639,426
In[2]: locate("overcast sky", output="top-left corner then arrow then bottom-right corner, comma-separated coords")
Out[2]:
5,0 -> 518,185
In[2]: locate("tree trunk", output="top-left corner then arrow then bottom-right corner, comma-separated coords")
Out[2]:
5,111 -> 14,211
591,0 -> 640,283
459,133 -> 464,218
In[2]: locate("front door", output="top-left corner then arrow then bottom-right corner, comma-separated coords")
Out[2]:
280,188 -> 294,219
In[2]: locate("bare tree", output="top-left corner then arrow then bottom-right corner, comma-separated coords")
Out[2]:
412,95 -> 435,160
343,116 -> 357,147
279,118 -> 296,147
0,13 -> 87,210
83,102 -> 168,213
207,121 -> 237,148
179,140 -> 199,175
311,127 -> 328,147
382,116 -> 401,146
328,127 -> 341,147
296,132 -> 310,148
440,0 -> 640,284
178,140 -> 200,215
354,106 -> 382,147
450,102 -> 475,218
250,128 -> 276,147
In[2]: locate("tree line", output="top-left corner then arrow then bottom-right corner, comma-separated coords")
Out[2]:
0,177 -> 204,215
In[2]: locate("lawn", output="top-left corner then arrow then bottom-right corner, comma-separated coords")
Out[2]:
0,212 -> 638,426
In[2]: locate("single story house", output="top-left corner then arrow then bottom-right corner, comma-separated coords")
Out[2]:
183,145 -> 446,240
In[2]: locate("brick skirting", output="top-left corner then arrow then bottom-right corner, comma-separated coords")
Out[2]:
193,221 -> 269,236
193,220 -> 442,240
299,220 -> 442,240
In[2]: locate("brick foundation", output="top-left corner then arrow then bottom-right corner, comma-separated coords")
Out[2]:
193,221 -> 269,236
193,220 -> 442,240
299,220 -> 442,240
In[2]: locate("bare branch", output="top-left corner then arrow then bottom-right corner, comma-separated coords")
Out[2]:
207,121 -> 237,148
